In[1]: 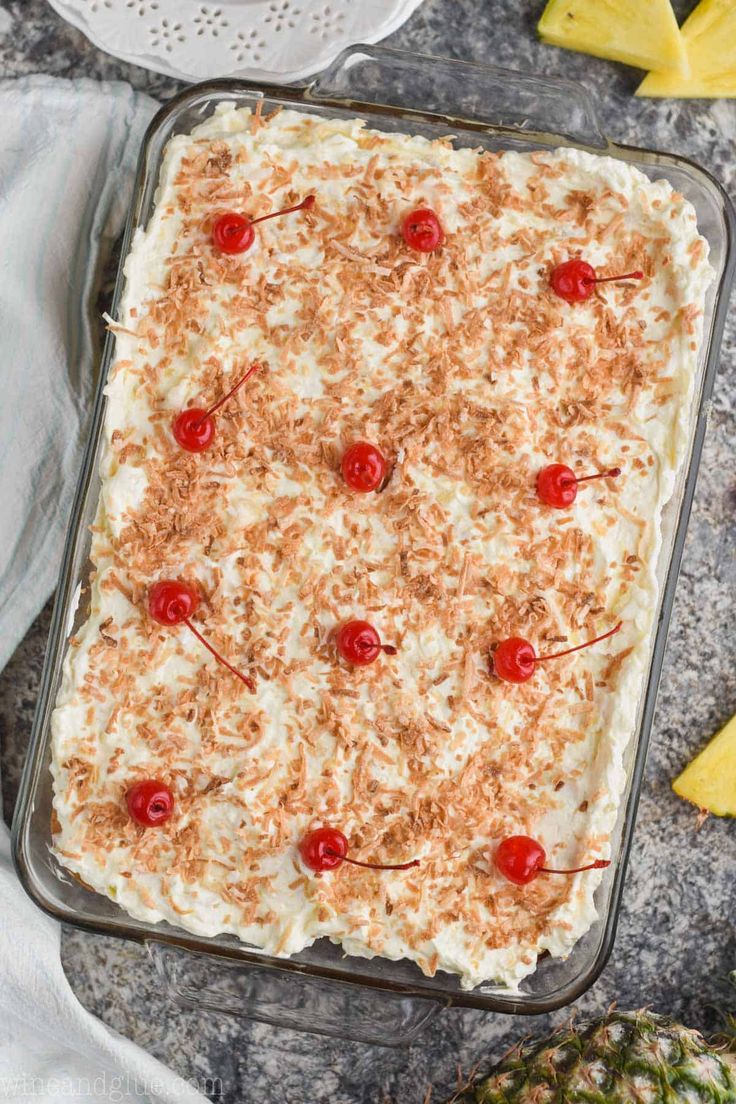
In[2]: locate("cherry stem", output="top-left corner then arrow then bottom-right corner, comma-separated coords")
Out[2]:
586,270 -> 644,286
326,849 -> 420,871
540,859 -> 611,875
536,621 -> 622,663
574,466 -> 622,485
183,618 -> 255,692
382,644 -> 398,656
195,362 -> 263,428
250,195 -> 315,226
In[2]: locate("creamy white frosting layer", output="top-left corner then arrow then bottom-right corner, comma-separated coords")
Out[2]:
51,106 -> 712,990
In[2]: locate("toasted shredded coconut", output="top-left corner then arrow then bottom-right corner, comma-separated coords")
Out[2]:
51,107 -> 712,991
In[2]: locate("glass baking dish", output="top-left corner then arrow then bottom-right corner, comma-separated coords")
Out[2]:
12,46 -> 735,1046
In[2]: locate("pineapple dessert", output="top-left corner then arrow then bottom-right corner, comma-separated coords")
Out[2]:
638,0 -> 736,98
538,0 -> 687,75
674,712 -> 736,817
50,103 -> 713,991
459,1010 -> 736,1104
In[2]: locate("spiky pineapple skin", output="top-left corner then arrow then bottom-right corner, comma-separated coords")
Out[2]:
473,1012 -> 736,1104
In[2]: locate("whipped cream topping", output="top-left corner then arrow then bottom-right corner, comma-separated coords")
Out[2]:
51,105 -> 712,990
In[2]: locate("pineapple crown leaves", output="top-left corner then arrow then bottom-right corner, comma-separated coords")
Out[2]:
470,1011 -> 736,1104
711,1016 -> 736,1066
705,974 -> 736,1061
445,1060 -> 485,1104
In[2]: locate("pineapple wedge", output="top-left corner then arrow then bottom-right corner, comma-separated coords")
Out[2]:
538,0 -> 688,76
636,70 -> 736,97
638,0 -> 736,97
673,713 -> 736,817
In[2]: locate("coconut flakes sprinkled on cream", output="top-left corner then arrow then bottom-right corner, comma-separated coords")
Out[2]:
51,107 -> 712,990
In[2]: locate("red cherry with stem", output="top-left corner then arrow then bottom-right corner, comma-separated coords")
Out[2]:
495,835 -> 610,885
401,208 -> 444,253
492,637 -> 537,684
212,195 -> 315,255
172,362 -> 262,452
536,463 -> 622,508
212,213 -> 255,255
147,580 -> 255,691
126,779 -> 174,828
148,579 -> 200,624
550,258 -> 644,303
492,621 -> 622,684
172,408 -> 216,453
335,620 -> 398,666
341,441 -> 388,493
298,827 -> 420,874
300,827 -> 347,871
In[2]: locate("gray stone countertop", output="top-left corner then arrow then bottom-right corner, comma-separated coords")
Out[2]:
0,1 -> 734,1101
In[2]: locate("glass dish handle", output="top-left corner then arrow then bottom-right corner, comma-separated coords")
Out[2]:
147,942 -> 443,1047
307,44 -> 606,149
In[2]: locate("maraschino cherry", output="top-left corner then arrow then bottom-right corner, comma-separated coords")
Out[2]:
495,835 -> 610,886
172,362 -> 262,452
126,779 -> 174,828
401,208 -> 444,253
299,827 -> 420,873
550,258 -> 644,303
148,580 -> 255,691
335,620 -> 397,666
341,441 -> 388,493
537,463 -> 622,508
212,194 -> 315,255
492,621 -> 622,684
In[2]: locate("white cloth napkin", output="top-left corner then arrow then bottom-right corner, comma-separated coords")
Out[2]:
0,74 -> 152,669
0,75 -> 207,1104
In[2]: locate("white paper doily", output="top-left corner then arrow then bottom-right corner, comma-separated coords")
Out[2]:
46,0 -> 425,84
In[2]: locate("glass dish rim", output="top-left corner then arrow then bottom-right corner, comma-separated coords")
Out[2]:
12,48 -> 736,1018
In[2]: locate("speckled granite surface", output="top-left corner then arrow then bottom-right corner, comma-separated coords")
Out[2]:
0,1 -> 734,1101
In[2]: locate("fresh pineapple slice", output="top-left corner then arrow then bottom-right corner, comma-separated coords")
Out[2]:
637,0 -> 736,97
636,69 -> 736,97
676,0 -> 736,76
673,713 -> 736,817
538,0 -> 688,76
